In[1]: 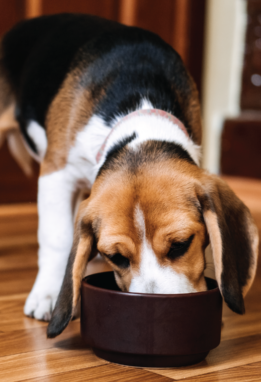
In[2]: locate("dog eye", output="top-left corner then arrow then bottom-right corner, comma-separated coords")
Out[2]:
167,234 -> 194,259
107,253 -> 130,268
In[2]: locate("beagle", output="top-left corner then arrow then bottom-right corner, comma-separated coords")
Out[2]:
0,14 -> 258,339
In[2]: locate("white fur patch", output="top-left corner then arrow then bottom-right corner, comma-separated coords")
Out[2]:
97,99 -> 201,169
130,205 -> 197,294
27,120 -> 48,161
50,100 -> 200,186
110,98 -> 154,126
140,98 -> 154,110
134,204 -> 146,237
24,115 -> 111,320
24,170 -> 76,320
127,115 -> 200,162
68,115 -> 111,184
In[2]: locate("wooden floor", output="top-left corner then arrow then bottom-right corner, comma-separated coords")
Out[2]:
0,176 -> 261,382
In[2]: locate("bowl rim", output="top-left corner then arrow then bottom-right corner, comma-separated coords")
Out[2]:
82,271 -> 220,299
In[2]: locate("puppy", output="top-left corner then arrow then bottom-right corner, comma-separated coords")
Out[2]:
0,14 -> 258,338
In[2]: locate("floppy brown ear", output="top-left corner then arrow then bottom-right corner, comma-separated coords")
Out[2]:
198,175 -> 259,314
47,200 -> 95,338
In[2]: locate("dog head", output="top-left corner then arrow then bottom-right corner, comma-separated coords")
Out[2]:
47,142 -> 258,338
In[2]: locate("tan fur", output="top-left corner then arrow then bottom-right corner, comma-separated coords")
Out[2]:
0,103 -> 33,176
72,234 -> 93,310
199,173 -> 259,298
136,162 -> 207,291
243,213 -> 259,296
57,147 -> 259,332
7,129 -> 33,176
41,69 -> 95,175
87,160 -> 208,292
203,210 -> 222,287
114,270 -> 133,292
77,156 -> 258,299
0,58 -> 33,176
0,103 -> 19,132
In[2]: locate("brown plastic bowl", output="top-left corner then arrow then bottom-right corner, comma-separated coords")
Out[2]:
81,271 -> 222,367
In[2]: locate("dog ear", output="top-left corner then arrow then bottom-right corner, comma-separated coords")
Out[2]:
47,199 -> 95,338
198,175 -> 259,314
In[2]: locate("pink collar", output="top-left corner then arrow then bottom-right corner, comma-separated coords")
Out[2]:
96,109 -> 189,163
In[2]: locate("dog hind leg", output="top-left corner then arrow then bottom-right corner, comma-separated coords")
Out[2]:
0,48 -> 33,175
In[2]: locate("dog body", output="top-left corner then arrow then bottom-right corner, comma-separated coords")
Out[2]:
0,14 -> 258,337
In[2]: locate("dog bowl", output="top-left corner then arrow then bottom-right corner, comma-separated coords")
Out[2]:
81,271 -> 222,367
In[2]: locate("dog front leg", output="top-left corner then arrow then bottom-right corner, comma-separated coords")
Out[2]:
24,169 -> 75,321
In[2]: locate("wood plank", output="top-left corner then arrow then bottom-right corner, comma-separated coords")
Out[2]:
0,204 -> 37,216
181,361 -> 261,382
0,268 -> 37,296
223,176 -> 261,213
0,175 -> 260,382
220,263 -> 261,341
0,294 -> 46,332
0,348 -> 107,382
0,319 -> 81,357
0,246 -> 37,271
0,235 -> 38,249
23,364 -> 173,382
0,203 -> 38,249
146,334 -> 261,380
221,307 -> 261,342
0,257 -> 110,333
223,176 -> 261,239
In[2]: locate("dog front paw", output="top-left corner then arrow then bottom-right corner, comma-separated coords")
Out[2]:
24,271 -> 62,321
24,293 -> 58,321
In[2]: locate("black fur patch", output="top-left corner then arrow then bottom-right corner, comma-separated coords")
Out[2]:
1,14 -> 194,144
107,253 -> 130,269
47,248 -> 74,338
217,199 -> 251,314
1,14 -> 124,127
200,186 -> 253,315
47,220 -> 94,338
187,197 -> 205,224
17,114 -> 38,153
198,193 -> 215,213
105,132 -> 137,161
81,27 -> 192,132
167,234 -> 195,260
98,140 -> 196,178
